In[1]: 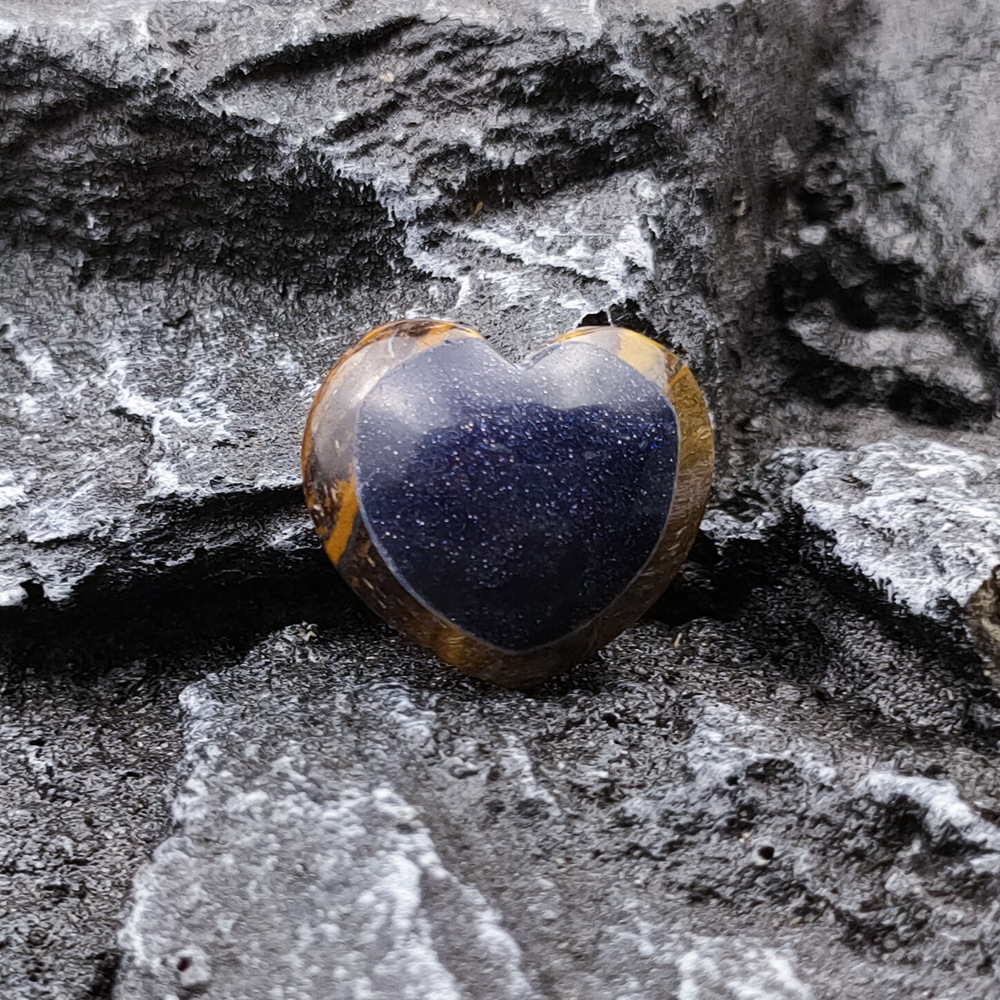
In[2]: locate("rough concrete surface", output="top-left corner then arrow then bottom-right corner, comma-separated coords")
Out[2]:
1,0 -> 999,996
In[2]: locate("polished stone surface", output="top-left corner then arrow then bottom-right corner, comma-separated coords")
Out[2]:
355,338 -> 678,650
301,322 -> 712,685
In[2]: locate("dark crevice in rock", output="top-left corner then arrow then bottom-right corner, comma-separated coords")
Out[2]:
210,16 -> 423,88
437,116 -> 674,218
0,518 -> 732,694
4,489 -> 983,752
0,487 -> 360,690
772,240 -> 924,333
770,322 -> 994,428
655,522 -> 1000,744
325,97 -> 404,141
651,527 -> 801,627
82,950 -> 120,1000
769,252 -> 995,428
579,300 -> 662,342
0,40 -> 142,157
491,45 -> 648,111
0,541 -> 348,695
734,568 -> 1000,743
884,375 -> 991,428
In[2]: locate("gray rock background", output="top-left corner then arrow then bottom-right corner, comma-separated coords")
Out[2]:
1,0 -> 999,997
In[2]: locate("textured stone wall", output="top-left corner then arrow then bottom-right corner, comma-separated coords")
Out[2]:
1,1 -> 999,998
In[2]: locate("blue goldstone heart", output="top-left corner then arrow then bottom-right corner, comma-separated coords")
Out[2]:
354,337 -> 679,651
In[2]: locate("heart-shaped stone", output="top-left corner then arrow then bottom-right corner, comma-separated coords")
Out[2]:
302,320 -> 713,687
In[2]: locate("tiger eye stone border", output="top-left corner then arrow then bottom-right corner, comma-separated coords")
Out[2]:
302,319 -> 715,688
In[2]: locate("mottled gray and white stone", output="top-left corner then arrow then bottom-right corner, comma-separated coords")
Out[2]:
787,304 -> 993,414
115,624 -> 1000,999
789,436 -> 1000,676
4,0 -> 1000,996
0,0 -> 862,606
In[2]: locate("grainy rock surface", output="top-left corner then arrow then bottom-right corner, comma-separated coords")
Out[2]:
0,665 -> 187,1000
0,0 -> 855,606
1,0 -> 1000,997
116,620 -> 1000,1000
790,437 -> 1000,679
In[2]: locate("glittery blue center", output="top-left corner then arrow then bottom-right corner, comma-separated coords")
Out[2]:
355,338 -> 678,651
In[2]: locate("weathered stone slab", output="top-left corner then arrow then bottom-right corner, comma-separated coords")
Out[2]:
116,624 -> 1000,998
0,0 -> 855,606
4,0 -> 1000,995
789,436 -> 1000,679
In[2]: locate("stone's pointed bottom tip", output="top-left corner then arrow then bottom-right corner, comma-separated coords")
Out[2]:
301,320 -> 714,686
